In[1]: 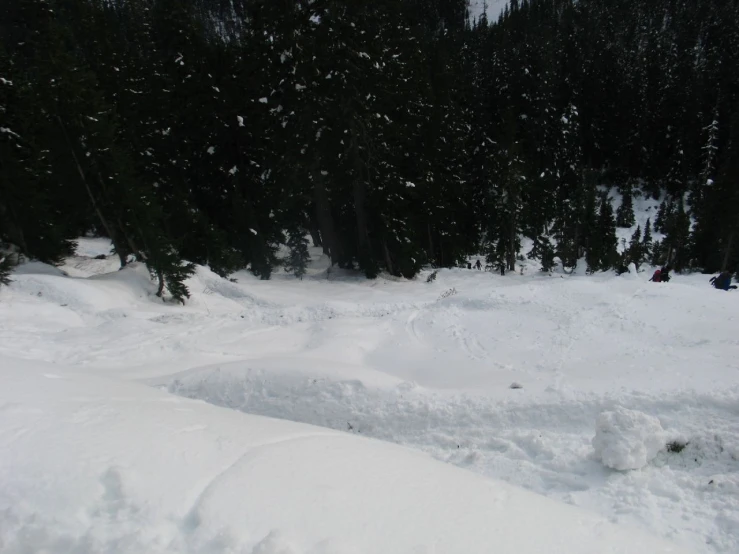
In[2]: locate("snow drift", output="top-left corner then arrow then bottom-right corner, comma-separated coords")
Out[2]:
0,357 -> 689,554
2,246 -> 738,552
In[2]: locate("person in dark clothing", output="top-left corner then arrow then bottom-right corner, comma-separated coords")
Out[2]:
650,265 -> 672,283
475,259 -> 482,270
710,271 -> 737,291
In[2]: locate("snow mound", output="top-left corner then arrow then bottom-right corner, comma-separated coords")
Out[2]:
593,407 -> 667,470
1,357 -> 687,554
3,234 -> 739,551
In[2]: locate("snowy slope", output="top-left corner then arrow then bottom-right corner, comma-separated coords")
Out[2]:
469,0 -> 509,23
1,242 -> 738,552
607,187 -> 666,253
1,356 -> 688,554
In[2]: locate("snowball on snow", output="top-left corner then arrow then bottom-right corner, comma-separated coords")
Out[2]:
593,407 -> 666,470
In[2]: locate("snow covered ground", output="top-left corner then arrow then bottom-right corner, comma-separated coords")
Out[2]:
1,356 -> 688,554
1,232 -> 738,553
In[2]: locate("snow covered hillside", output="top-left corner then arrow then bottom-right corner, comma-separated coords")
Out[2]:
469,0 -> 509,23
1,235 -> 738,553
1,357 -> 687,554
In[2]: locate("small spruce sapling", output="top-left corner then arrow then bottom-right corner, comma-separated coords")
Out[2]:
0,255 -> 12,287
149,246 -> 196,304
650,240 -> 666,266
626,225 -> 643,269
655,200 -> 675,234
642,218 -> 653,258
285,230 -> 310,279
616,186 -> 636,228
527,235 -> 556,272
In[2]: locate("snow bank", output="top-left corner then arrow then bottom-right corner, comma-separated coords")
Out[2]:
0,357 -> 687,554
593,407 -> 667,470
3,240 -> 739,552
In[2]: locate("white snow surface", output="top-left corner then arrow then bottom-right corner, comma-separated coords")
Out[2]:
1,357 -> 685,554
593,407 -> 668,471
1,227 -> 738,552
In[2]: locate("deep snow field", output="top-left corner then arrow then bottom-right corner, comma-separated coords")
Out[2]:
1,227 -> 738,553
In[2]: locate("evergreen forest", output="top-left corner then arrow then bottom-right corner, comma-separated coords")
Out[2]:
2,0 -> 739,300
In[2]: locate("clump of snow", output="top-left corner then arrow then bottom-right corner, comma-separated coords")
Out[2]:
593,407 -> 667,470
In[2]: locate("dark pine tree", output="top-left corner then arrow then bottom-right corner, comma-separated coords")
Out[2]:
0,253 -> 12,286
642,218 -> 653,260
625,225 -> 643,269
616,185 -> 636,228
284,230 -> 311,280
587,195 -> 619,273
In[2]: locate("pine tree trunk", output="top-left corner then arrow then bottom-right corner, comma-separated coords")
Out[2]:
308,216 -> 322,248
312,169 -> 340,265
354,176 -> 371,270
427,223 -> 435,264
55,116 -> 128,268
383,240 -> 394,275
116,214 -> 145,263
506,178 -> 518,271
722,229 -> 735,272
156,269 -> 165,298
243,197 -> 270,279
507,217 -> 516,271
0,200 -> 29,254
